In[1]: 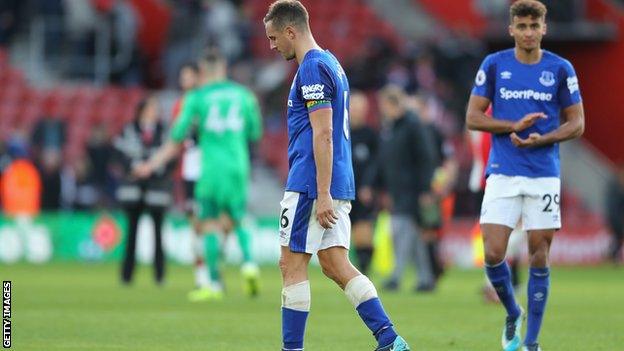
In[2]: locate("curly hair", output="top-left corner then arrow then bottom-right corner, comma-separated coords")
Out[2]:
510,0 -> 547,21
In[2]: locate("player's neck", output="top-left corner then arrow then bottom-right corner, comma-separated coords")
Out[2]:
514,46 -> 543,64
295,35 -> 322,65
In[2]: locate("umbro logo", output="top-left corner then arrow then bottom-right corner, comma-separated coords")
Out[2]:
534,292 -> 545,301
501,71 -> 512,79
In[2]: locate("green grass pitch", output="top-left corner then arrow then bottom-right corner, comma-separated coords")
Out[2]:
3,263 -> 622,350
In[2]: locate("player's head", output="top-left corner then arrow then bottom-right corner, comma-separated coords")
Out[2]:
263,0 -> 310,60
509,0 -> 547,51
198,48 -> 227,82
349,91 -> 369,128
378,84 -> 407,120
178,62 -> 199,92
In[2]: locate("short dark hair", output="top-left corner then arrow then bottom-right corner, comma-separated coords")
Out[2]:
179,61 -> 199,74
378,85 -> 406,107
510,0 -> 547,22
263,0 -> 309,31
200,47 -> 226,66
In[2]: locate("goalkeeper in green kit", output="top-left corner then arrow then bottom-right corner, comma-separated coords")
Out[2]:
134,51 -> 263,300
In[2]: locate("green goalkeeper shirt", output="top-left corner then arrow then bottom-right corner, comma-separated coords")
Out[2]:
171,80 -> 262,199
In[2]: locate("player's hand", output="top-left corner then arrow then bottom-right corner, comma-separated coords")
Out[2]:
510,132 -> 542,148
358,187 -> 373,205
512,112 -> 547,132
132,162 -> 153,179
316,193 -> 338,229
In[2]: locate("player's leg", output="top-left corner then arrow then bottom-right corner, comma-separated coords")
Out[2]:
185,181 -> 210,289
222,179 -> 261,297
202,220 -> 224,294
190,222 -> 211,289
278,191 -> 316,351
523,229 -> 554,349
188,197 -> 224,301
483,224 -> 521,314
318,200 -> 410,350
318,247 -> 409,350
221,212 -> 261,297
522,176 -> 561,349
279,246 -> 312,351
480,175 -> 525,350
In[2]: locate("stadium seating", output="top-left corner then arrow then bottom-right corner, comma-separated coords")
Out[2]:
0,49 -> 145,163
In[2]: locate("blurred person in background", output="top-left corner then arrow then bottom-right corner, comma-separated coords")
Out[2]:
364,84 -> 437,293
349,91 -> 378,276
134,50 -> 263,300
172,61 -> 212,291
86,124 -> 115,207
60,155 -> 100,210
1,138 -> 41,217
605,162 -> 624,264
113,96 -> 174,285
38,148 -> 63,211
411,94 -> 458,283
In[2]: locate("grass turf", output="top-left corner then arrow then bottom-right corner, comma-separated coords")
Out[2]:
2,263 -> 622,350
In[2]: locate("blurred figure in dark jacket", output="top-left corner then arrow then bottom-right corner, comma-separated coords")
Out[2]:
113,96 -> 174,284
605,162 -> 624,264
362,85 -> 438,292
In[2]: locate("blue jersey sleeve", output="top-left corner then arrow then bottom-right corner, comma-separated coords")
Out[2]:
298,59 -> 335,112
471,54 -> 496,100
557,60 -> 582,108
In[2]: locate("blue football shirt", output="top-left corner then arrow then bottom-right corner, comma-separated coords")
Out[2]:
285,49 -> 355,200
471,49 -> 582,178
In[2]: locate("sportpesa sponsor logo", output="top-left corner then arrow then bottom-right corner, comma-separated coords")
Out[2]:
499,88 -> 553,101
301,84 -> 325,100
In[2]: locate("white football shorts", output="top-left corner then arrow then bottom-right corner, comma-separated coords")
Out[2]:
480,174 -> 561,231
278,191 -> 352,254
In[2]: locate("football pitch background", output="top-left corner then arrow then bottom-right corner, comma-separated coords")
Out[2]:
2,263 -> 621,350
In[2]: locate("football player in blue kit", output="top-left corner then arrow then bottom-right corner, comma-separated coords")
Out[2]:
466,1 -> 585,351
263,1 -> 410,350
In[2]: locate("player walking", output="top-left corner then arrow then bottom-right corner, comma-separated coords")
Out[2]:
466,1 -> 585,350
135,51 -> 263,300
264,1 -> 410,350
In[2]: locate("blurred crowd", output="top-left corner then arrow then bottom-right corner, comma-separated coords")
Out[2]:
1,0 -> 622,266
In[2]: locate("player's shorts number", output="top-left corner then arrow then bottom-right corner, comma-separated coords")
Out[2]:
542,193 -> 560,212
280,208 -> 289,228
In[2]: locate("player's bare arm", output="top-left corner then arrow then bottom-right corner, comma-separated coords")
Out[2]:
133,141 -> 183,178
466,94 -> 547,134
310,107 -> 338,229
511,102 -> 585,148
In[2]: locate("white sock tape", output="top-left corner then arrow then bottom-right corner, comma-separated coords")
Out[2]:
282,280 -> 311,311
344,275 -> 378,308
